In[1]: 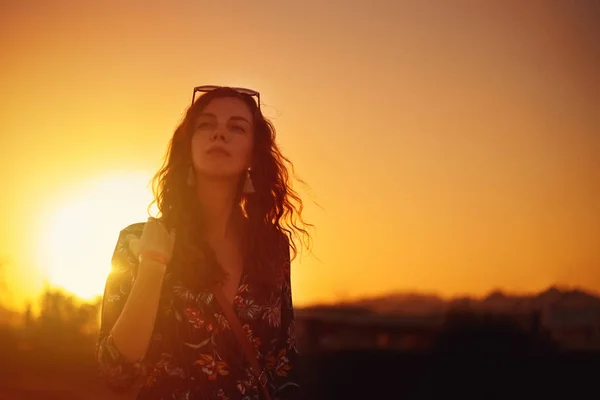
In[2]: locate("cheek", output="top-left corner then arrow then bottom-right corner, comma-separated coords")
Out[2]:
235,138 -> 254,166
190,134 -> 206,166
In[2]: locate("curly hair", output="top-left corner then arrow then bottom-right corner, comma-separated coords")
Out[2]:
149,87 -> 311,291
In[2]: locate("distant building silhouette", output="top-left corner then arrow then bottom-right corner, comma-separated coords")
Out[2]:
295,286 -> 600,352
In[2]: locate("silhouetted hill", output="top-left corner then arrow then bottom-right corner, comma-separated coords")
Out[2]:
0,305 -> 20,325
304,286 -> 600,316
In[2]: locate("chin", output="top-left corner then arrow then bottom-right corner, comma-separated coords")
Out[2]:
199,168 -> 242,181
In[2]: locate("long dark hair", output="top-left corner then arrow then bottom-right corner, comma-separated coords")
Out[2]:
149,87 -> 311,290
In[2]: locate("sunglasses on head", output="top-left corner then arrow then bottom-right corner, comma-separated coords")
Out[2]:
192,85 -> 261,109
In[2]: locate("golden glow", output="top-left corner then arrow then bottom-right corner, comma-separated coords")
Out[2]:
37,172 -> 155,300
1,2 -> 598,309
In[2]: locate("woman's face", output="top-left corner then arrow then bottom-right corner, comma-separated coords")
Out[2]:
191,96 -> 255,181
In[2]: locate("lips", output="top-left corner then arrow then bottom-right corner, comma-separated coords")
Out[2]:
206,147 -> 231,156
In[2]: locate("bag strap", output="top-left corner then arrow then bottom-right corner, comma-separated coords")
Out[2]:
211,285 -> 272,400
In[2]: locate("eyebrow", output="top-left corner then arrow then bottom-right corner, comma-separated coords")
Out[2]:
198,113 -> 251,125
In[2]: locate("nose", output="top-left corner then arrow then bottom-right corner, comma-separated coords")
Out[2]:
209,127 -> 227,142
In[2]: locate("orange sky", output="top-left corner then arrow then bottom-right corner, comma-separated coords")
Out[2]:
1,1 -> 599,309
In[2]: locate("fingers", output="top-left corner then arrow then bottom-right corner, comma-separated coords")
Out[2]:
127,235 -> 141,257
148,217 -> 168,234
141,217 -> 176,258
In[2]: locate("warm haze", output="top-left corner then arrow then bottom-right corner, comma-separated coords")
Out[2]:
1,1 -> 598,311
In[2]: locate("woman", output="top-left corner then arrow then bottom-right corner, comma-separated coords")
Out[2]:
96,86 -> 310,400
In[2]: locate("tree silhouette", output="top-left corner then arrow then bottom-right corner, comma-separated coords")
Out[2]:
0,285 -> 102,374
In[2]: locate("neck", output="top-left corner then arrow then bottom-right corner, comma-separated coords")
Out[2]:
195,176 -> 240,242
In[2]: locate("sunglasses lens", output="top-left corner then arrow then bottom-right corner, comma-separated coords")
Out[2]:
192,86 -> 259,108
234,88 -> 259,97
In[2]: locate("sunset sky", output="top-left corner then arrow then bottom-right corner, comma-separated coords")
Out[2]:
1,1 -> 598,310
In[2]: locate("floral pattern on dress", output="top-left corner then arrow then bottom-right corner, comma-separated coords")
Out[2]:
195,354 -> 230,380
96,223 -> 300,400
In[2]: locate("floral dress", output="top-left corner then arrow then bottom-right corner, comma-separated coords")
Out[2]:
96,223 -> 300,400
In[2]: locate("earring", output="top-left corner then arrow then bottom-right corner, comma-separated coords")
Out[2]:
243,167 -> 255,194
187,165 -> 195,186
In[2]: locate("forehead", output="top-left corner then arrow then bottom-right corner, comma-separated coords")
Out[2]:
201,97 -> 253,121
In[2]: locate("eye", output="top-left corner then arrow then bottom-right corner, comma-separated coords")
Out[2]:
231,125 -> 246,133
196,122 -> 213,130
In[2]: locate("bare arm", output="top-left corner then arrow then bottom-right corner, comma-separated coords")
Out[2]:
96,219 -> 175,391
109,259 -> 166,362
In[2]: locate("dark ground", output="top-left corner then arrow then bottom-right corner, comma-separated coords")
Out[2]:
300,349 -> 600,399
1,350 -> 598,400
1,292 -> 599,399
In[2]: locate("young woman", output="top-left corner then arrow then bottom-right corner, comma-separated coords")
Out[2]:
96,86 -> 310,400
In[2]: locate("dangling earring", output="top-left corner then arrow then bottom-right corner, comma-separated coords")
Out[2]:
243,167 -> 255,194
187,165 -> 195,186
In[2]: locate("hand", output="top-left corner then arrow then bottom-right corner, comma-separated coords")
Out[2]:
127,217 -> 176,265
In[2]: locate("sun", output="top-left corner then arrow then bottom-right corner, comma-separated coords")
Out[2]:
37,171 -> 156,300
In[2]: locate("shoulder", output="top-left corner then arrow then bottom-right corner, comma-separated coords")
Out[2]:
119,222 -> 145,238
110,222 -> 145,267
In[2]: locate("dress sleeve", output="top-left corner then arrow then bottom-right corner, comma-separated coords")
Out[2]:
273,235 -> 301,400
95,228 -> 143,392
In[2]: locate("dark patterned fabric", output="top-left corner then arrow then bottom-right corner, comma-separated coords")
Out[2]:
96,223 -> 299,400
